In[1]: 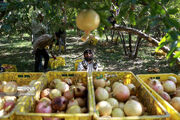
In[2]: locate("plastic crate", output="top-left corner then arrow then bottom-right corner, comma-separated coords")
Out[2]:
0,72 -> 43,120
137,73 -> 180,120
48,56 -> 66,69
1,64 -> 17,72
90,71 -> 170,120
15,71 -> 94,120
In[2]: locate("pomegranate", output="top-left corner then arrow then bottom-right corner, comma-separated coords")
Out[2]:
76,9 -> 100,41
40,88 -> 51,98
170,97 -> 180,112
49,79 -> 61,88
81,107 -> 88,113
149,80 -> 164,93
3,81 -> 17,95
175,88 -> 180,97
4,101 -> 15,113
105,80 -> 111,86
112,82 -> 123,90
35,101 -> 52,113
159,91 -> 171,102
149,79 -> 161,85
39,97 -> 51,104
67,99 -> 79,108
112,108 -> 125,117
49,89 -> 61,99
106,98 -> 119,109
66,105 -> 81,113
96,101 -> 112,116
63,89 -> 74,100
95,87 -> 109,102
74,85 -> 87,97
129,96 -> 139,101
76,9 -> 100,32
105,87 -> 111,93
56,82 -> 69,93
93,78 -> 106,89
77,82 -> 86,87
76,98 -> 86,107
51,96 -> 68,111
127,84 -> 136,95
113,84 -> 130,102
168,76 -> 177,83
163,80 -> 176,93
63,78 -> 72,85
124,99 -> 143,116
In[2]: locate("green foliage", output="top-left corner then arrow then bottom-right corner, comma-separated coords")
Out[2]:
0,0 -> 179,64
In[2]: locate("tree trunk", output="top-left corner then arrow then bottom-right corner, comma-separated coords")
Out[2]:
104,29 -> 109,42
112,24 -> 180,63
133,36 -> 142,59
128,33 -> 132,54
119,32 -> 127,56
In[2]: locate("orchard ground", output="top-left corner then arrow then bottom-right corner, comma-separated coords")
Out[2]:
0,30 -> 179,75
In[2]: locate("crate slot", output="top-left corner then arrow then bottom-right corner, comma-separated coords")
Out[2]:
68,74 -> 74,77
61,74 -> 68,77
24,75 -> 30,78
18,75 -> 24,78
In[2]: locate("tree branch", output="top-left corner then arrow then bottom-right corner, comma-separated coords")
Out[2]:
112,24 -> 180,63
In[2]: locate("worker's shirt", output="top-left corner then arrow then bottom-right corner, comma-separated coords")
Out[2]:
33,34 -> 53,51
77,60 -> 102,73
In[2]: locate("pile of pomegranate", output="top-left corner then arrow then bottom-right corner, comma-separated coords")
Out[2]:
0,81 -> 18,117
94,77 -> 146,117
148,76 -> 180,112
35,78 -> 88,120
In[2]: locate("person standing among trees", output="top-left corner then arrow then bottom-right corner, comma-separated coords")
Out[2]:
54,28 -> 66,54
31,11 -> 48,70
31,11 -> 48,44
77,49 -> 102,72
33,34 -> 56,72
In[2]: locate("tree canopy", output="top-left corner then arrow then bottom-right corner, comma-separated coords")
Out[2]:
0,0 -> 179,64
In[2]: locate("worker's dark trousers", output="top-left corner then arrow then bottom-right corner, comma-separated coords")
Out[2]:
35,48 -> 49,72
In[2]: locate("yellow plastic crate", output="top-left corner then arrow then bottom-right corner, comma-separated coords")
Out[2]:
48,56 -> 66,69
90,71 -> 170,120
15,71 -> 94,120
0,72 -> 43,120
137,73 -> 180,120
74,59 -> 83,71
1,64 -> 17,72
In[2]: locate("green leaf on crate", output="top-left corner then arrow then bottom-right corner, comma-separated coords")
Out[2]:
96,75 -> 103,79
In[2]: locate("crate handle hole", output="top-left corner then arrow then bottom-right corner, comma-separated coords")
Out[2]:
68,74 -> 74,77
18,75 -> 23,78
62,74 -> 68,77
150,77 -> 160,79
24,75 -> 30,78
